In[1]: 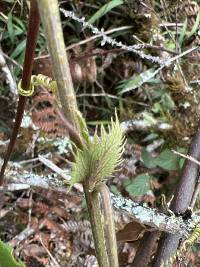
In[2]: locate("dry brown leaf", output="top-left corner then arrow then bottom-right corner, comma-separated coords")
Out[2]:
116,221 -> 147,242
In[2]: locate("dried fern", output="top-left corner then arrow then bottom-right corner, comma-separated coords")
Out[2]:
32,88 -> 68,137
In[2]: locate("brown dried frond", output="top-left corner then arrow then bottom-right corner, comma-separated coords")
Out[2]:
32,88 -> 68,137
176,0 -> 199,26
33,90 -> 55,105
62,220 -> 90,233
165,72 -> 186,94
33,107 -> 55,119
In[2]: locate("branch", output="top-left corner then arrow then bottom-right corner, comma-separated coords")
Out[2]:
1,161 -> 200,240
121,119 -> 172,133
152,123 -> 200,266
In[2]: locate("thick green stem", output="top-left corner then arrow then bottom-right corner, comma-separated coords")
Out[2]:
98,183 -> 119,267
84,184 -> 109,267
36,2 -> 118,266
36,0 -> 79,129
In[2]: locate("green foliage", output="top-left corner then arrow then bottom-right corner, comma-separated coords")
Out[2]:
142,148 -> 181,171
0,240 -> 25,267
7,13 -> 14,43
75,110 -> 90,146
88,0 -> 124,25
153,149 -> 180,170
10,39 -> 26,59
179,18 -> 188,46
187,11 -> 200,39
124,174 -> 150,196
151,89 -> 175,113
70,113 -> 125,191
117,68 -> 156,94
178,10 -> 200,47
142,149 -> 157,169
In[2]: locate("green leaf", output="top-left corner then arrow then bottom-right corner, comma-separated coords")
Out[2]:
179,18 -> 188,46
142,149 -> 157,169
11,39 -> 26,59
124,174 -> 150,196
88,0 -> 123,25
70,113 -> 125,191
76,110 -> 90,146
7,13 -> 14,43
142,149 -> 182,171
161,93 -> 175,111
187,11 -> 200,39
13,16 -> 26,31
110,185 -> 119,194
0,240 -> 25,267
142,112 -> 157,125
117,68 -> 155,94
153,149 -> 180,170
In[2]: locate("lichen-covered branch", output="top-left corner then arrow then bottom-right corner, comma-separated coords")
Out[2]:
110,193 -> 200,237
2,162 -> 200,240
120,119 -> 172,133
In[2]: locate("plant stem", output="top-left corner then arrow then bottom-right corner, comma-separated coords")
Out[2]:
98,183 -> 119,267
36,0 -> 79,129
36,1 -> 115,266
84,184 -> 109,267
0,0 -> 40,185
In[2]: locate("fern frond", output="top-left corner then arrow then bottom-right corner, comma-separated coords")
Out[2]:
70,113 -> 126,191
32,74 -> 57,94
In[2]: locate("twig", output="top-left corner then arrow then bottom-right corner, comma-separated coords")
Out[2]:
39,236 -> 61,267
121,119 -> 173,133
34,26 -> 133,60
172,149 -> 200,167
8,220 -> 45,247
2,52 -> 23,70
38,155 -> 83,192
0,46 -> 17,96
172,150 -> 200,208
60,9 -> 163,65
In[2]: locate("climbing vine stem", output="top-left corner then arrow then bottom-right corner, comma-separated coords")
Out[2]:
0,0 -> 40,185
